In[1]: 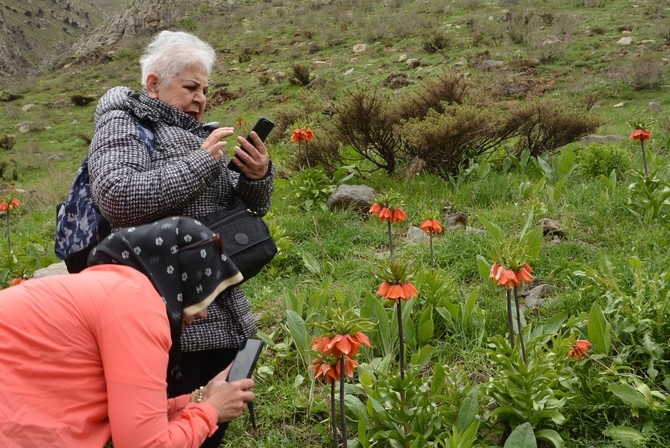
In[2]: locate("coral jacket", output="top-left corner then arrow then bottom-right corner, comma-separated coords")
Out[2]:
0,265 -> 218,448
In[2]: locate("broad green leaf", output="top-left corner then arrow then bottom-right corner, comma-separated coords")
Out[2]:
476,255 -> 491,281
504,422 -> 537,448
455,388 -> 479,433
301,251 -> 321,275
602,425 -> 646,442
417,305 -> 434,344
608,383 -> 650,409
410,344 -> 434,368
431,363 -> 446,396
587,302 -> 611,355
286,310 -> 309,354
536,429 -> 564,448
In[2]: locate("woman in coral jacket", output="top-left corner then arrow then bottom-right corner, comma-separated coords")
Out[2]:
0,217 -> 253,448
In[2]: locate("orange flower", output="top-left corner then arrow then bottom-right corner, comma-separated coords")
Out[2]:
309,355 -> 358,383
309,358 -> 339,383
0,202 -> 7,212
369,203 -> 382,216
325,332 -> 371,357
235,119 -> 244,127
304,128 -> 315,142
568,339 -> 592,360
489,263 -> 518,289
311,335 -> 332,353
630,129 -> 651,142
515,263 -> 534,285
420,219 -> 443,234
9,277 -> 25,286
9,185 -> 15,190
291,128 -> 308,142
391,208 -> 407,223
10,198 -> 20,209
377,280 -> 418,302
336,356 -> 358,378
378,207 -> 392,221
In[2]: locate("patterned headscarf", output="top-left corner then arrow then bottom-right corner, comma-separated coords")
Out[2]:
87,216 -> 243,376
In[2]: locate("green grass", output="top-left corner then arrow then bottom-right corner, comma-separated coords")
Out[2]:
2,0 -> 670,446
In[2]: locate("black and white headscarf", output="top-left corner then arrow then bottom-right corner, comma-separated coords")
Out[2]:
87,216 -> 243,376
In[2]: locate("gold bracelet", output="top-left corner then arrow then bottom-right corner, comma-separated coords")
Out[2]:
190,386 -> 205,403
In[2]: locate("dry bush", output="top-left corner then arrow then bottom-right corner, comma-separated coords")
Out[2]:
618,55 -> 668,91
288,64 -> 312,86
331,86 -> 402,174
400,103 -> 521,178
512,98 -> 604,156
395,70 -> 468,120
421,31 -> 449,53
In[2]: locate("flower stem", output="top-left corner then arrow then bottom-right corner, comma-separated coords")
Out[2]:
339,356 -> 347,448
397,300 -> 405,380
305,141 -> 311,169
506,288 -> 514,346
513,286 -> 527,364
429,233 -> 434,269
387,221 -> 394,259
331,381 -> 338,448
640,141 -> 648,178
4,211 -> 10,256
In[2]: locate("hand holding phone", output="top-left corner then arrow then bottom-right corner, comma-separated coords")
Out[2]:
227,338 -> 264,382
228,117 -> 275,173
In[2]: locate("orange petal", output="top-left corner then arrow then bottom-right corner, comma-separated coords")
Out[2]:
376,281 -> 391,298
378,207 -> 392,221
391,208 -> 407,223
401,282 -> 418,300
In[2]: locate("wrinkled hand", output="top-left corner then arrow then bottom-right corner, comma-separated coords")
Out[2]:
200,127 -> 235,161
229,131 -> 271,180
202,365 -> 255,423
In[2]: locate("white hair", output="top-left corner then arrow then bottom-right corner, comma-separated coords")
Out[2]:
139,30 -> 217,87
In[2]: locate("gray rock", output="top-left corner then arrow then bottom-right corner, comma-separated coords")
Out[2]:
33,262 -> 69,278
407,225 -> 429,243
327,185 -> 376,212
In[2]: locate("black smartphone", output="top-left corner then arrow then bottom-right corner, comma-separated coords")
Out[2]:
228,117 -> 275,172
227,337 -> 265,382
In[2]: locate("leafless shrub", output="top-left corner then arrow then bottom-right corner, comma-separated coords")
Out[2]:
400,105 -> 515,178
421,31 -> 449,53
619,55 -> 668,91
289,64 -> 312,86
0,135 -> 16,151
70,94 -> 95,106
395,70 -> 468,120
332,86 -> 402,174
512,98 -> 604,156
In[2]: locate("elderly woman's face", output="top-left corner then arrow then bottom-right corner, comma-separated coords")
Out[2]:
147,62 -> 209,122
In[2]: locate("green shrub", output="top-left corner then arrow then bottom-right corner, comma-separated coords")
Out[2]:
577,143 -> 631,178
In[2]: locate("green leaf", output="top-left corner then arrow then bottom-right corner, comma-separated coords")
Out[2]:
608,382 -> 650,409
587,302 -> 611,355
430,363 -> 446,396
410,344 -> 434,368
476,255 -> 491,281
301,251 -> 321,275
536,429 -> 564,448
417,305 -> 434,344
286,310 -> 309,354
455,388 -> 479,433
504,422 -> 537,448
602,425 -> 647,443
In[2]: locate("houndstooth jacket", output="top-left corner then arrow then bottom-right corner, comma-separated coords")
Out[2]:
87,86 -> 274,352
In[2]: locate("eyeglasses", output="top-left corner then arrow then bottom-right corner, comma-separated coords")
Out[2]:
180,233 -> 223,254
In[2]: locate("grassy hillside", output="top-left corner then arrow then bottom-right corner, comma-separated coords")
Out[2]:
1,1 -> 670,447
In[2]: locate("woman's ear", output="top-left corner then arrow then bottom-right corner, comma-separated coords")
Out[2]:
146,73 -> 160,98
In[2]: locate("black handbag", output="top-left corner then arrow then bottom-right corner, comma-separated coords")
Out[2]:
203,199 -> 277,282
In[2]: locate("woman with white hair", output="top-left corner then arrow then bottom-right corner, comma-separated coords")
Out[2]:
85,30 -> 274,447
